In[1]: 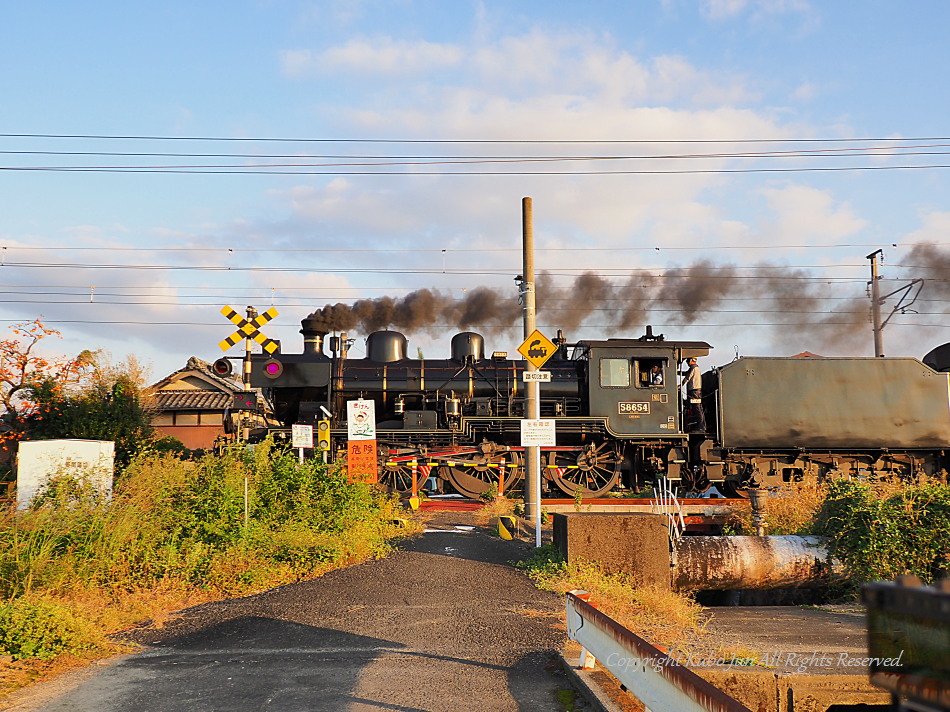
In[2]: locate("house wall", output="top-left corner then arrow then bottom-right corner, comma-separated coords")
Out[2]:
155,424 -> 224,450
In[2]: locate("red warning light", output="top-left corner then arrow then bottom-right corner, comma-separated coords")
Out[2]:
263,358 -> 284,379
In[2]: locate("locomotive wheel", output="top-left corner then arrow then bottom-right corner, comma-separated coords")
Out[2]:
442,452 -> 523,499
549,442 -> 621,498
378,460 -> 420,494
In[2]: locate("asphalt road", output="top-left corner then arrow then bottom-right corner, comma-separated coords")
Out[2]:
3,512 -> 586,712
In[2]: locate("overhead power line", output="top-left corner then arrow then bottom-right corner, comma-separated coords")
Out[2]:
5,132 -> 950,144
5,133 -> 950,175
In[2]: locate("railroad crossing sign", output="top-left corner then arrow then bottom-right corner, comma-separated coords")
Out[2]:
517,328 -> 556,369
219,306 -> 280,354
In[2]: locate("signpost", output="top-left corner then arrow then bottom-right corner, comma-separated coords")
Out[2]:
520,419 -> 556,447
522,371 -> 551,383
218,306 -> 280,355
346,399 -> 378,484
291,424 -> 313,464
517,328 -> 556,370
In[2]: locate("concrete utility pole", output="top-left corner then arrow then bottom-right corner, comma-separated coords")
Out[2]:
521,197 -> 542,544
867,250 -> 884,357
866,250 -> 924,359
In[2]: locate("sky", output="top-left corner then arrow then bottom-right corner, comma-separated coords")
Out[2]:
3,0 -> 950,382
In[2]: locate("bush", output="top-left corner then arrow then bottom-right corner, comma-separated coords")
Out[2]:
812,479 -> 950,584
0,443 -> 403,661
0,597 -> 101,660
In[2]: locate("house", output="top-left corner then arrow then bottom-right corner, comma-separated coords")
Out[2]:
147,357 -> 272,450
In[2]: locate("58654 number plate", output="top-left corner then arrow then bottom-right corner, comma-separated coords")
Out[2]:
619,402 -> 650,414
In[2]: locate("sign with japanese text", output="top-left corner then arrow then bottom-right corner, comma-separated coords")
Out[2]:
520,419 -> 556,447
291,424 -> 313,449
346,399 -> 376,440
347,440 -> 378,484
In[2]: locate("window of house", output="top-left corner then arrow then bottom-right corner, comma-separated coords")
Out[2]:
600,358 -> 631,388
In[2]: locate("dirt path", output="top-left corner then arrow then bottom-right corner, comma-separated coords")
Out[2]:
2,511 -> 589,712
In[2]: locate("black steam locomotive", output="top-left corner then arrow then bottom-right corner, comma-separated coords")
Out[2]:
246,316 -> 950,498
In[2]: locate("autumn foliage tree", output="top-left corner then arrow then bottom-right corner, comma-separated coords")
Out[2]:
0,319 -> 86,451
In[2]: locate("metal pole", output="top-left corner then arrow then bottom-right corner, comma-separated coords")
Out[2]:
867,251 -> 884,357
522,197 -> 542,547
244,305 -> 256,389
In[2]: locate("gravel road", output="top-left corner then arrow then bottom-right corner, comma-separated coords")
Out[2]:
3,511 -> 588,712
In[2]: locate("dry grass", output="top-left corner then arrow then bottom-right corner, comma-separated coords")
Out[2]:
727,480 -> 828,535
527,557 -> 706,651
472,496 -> 516,525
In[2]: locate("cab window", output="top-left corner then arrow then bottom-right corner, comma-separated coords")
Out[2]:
600,358 -> 630,388
637,359 -> 665,387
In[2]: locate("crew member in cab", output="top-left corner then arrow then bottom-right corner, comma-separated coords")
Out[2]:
681,357 -> 705,432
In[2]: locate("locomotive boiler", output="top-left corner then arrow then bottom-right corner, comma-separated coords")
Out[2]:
247,316 -> 950,498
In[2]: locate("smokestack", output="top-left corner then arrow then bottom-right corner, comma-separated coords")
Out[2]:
300,317 -> 327,355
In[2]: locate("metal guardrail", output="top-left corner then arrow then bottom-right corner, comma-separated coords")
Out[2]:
566,590 -> 751,712
863,578 -> 950,712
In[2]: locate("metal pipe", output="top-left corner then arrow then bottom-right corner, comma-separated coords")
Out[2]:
672,535 -> 844,591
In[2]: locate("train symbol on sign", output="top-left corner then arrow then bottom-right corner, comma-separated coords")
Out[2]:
517,329 -> 557,369
527,340 -> 547,359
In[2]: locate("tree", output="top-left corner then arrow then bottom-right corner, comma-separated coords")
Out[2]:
0,320 -> 86,451
25,351 -> 156,469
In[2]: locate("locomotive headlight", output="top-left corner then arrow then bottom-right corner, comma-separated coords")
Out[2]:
262,358 -> 284,379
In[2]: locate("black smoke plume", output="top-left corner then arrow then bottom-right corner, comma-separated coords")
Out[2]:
304,247 -> 949,351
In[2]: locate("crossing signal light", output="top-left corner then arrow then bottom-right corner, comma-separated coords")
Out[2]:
262,358 -> 284,379
317,419 -> 331,451
212,358 -> 233,377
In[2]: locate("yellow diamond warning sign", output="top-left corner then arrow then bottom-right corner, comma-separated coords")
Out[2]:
517,329 -> 556,369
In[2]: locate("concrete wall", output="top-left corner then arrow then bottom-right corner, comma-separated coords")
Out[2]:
553,512 -> 672,589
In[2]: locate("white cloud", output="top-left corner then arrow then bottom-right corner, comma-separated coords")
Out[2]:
280,38 -> 464,77
701,0 -> 813,20
759,184 -> 867,243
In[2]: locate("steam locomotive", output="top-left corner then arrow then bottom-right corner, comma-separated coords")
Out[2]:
244,316 -> 950,498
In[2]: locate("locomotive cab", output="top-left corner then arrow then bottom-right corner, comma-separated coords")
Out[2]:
579,337 -> 711,437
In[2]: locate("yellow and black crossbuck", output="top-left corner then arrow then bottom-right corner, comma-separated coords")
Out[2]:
218,306 -> 280,354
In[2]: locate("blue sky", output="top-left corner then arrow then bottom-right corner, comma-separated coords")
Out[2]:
3,0 -> 950,380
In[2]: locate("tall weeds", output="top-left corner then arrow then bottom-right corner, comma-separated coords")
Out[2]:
0,442 -> 403,666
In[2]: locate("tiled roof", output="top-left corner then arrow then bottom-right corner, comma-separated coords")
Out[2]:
152,390 -> 231,411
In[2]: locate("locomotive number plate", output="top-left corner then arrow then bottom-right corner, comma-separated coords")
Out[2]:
619,402 -> 651,414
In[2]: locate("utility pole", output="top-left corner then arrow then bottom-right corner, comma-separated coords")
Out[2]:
867,251 -> 884,357
866,251 -> 924,358
521,197 -> 542,544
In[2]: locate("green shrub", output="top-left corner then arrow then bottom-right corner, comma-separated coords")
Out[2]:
0,597 -> 101,660
812,479 -> 950,583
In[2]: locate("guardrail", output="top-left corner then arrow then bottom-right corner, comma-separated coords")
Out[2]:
566,590 -> 751,712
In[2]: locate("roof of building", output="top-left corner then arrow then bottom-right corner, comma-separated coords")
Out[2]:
151,390 -> 233,411
147,357 -> 273,414
148,356 -> 244,394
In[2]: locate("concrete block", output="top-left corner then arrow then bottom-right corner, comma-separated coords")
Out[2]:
553,513 -> 672,589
